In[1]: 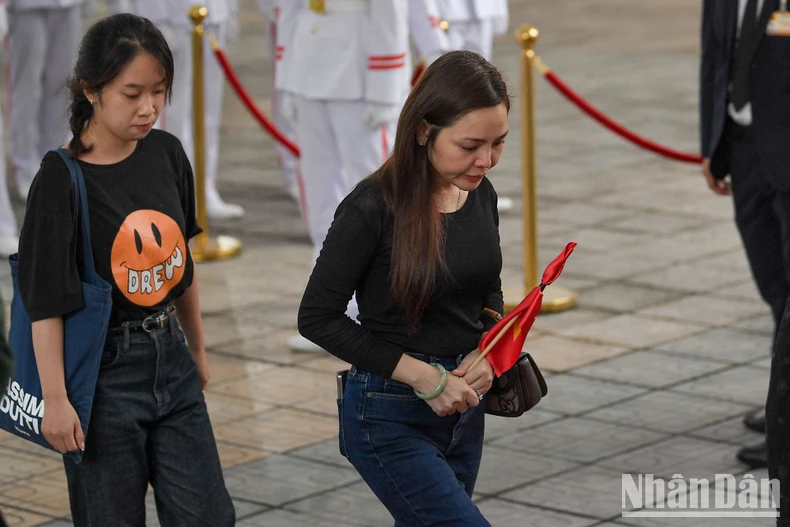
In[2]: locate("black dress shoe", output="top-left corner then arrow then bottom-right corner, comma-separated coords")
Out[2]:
737,441 -> 767,469
743,409 -> 766,434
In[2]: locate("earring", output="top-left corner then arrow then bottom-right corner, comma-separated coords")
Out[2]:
418,140 -> 425,146
89,99 -> 94,106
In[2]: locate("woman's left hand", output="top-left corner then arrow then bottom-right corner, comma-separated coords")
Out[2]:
451,350 -> 494,396
191,349 -> 211,390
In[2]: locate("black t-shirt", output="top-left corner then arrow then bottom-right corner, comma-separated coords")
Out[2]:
18,130 -> 202,326
298,176 -> 504,378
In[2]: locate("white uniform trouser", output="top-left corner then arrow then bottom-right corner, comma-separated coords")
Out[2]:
7,6 -> 81,188
0,116 -> 18,236
297,97 -> 395,319
446,19 -> 494,60
269,21 -> 299,191
159,22 -> 227,202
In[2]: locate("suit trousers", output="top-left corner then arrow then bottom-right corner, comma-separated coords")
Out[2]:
269,20 -> 300,193
726,119 -> 790,335
7,6 -> 81,189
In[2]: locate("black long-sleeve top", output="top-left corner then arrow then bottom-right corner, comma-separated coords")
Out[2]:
297,176 -> 504,378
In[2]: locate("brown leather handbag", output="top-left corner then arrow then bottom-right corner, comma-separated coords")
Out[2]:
485,352 -> 548,418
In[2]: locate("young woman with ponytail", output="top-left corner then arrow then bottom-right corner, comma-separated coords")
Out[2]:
298,50 -> 509,526
16,14 -> 234,526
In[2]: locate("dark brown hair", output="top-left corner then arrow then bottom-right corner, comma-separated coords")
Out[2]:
67,14 -> 174,157
375,50 -> 510,329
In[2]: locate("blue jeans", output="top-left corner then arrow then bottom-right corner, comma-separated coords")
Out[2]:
340,352 -> 490,527
63,315 -> 234,526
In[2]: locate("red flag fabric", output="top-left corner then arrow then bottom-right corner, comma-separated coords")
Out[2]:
479,242 -> 577,376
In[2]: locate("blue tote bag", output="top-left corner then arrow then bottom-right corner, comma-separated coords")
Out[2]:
0,149 -> 112,464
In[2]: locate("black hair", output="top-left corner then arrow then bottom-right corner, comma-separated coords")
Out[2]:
67,13 -> 174,156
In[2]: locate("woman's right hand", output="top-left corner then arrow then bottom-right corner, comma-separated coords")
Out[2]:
425,374 -> 480,417
42,396 -> 84,454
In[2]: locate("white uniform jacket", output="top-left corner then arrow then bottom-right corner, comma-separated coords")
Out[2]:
438,0 -> 508,31
105,0 -> 236,28
408,0 -> 449,61
285,0 -> 409,105
273,0 -> 300,94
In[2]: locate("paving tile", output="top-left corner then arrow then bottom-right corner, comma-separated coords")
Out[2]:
216,441 -> 270,468
207,366 -> 335,405
526,334 -> 633,372
501,465 -> 631,520
597,436 -> 748,480
490,418 -> 666,464
0,506 -> 54,527
636,295 -> 766,327
553,314 -> 705,349
237,509 -> 359,527
584,391 -> 752,434
687,415 -> 765,446
203,392 -> 275,425
213,408 -> 338,453
0,470 -> 70,518
725,313 -> 776,336
629,263 -> 746,294
577,282 -> 685,312
284,438 -> 349,469
670,366 -> 769,406
203,354 -> 275,384
571,351 -> 728,388
475,445 -> 581,495
535,375 -> 648,415
604,212 -> 706,235
0,448 -> 63,485
475,499 -> 596,526
222,455 -> 360,506
287,481 -> 392,526
484,408 -> 566,442
653,328 -> 772,364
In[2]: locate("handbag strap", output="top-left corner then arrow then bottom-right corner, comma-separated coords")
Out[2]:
54,148 -> 98,278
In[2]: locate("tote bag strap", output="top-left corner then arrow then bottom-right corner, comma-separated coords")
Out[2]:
54,148 -> 98,278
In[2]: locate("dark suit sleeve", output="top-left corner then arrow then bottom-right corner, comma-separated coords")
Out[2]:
700,0 -> 717,158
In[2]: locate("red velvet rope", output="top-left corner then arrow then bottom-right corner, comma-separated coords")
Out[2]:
542,70 -> 703,164
213,46 -> 301,158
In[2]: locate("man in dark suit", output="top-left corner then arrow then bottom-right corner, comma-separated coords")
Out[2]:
700,0 -> 790,471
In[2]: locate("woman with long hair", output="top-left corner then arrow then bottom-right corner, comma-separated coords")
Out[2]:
298,50 -> 509,526
17,14 -> 234,525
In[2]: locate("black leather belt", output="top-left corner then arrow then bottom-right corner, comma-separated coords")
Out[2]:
109,304 -> 175,333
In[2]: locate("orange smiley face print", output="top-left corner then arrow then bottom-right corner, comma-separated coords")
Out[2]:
111,210 -> 186,307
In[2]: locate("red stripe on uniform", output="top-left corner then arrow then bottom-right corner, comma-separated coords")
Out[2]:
369,53 -> 406,61
369,62 -> 405,70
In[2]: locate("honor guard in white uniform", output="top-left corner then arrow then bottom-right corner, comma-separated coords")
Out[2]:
258,0 -> 302,203
106,0 -> 243,220
436,0 -> 508,60
6,0 -> 86,200
278,0 -> 408,351
0,2 -> 19,256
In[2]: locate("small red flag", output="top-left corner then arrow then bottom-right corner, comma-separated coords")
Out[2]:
479,242 -> 577,376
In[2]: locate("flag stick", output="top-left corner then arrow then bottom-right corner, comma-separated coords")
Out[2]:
468,316 -> 519,373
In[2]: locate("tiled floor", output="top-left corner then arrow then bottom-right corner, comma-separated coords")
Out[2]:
0,0 -> 777,525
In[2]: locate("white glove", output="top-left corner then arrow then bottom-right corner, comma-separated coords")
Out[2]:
0,5 -> 8,41
280,91 -> 299,130
364,101 -> 401,129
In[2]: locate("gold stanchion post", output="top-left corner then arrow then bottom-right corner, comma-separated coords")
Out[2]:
502,26 -> 577,313
189,5 -> 242,263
